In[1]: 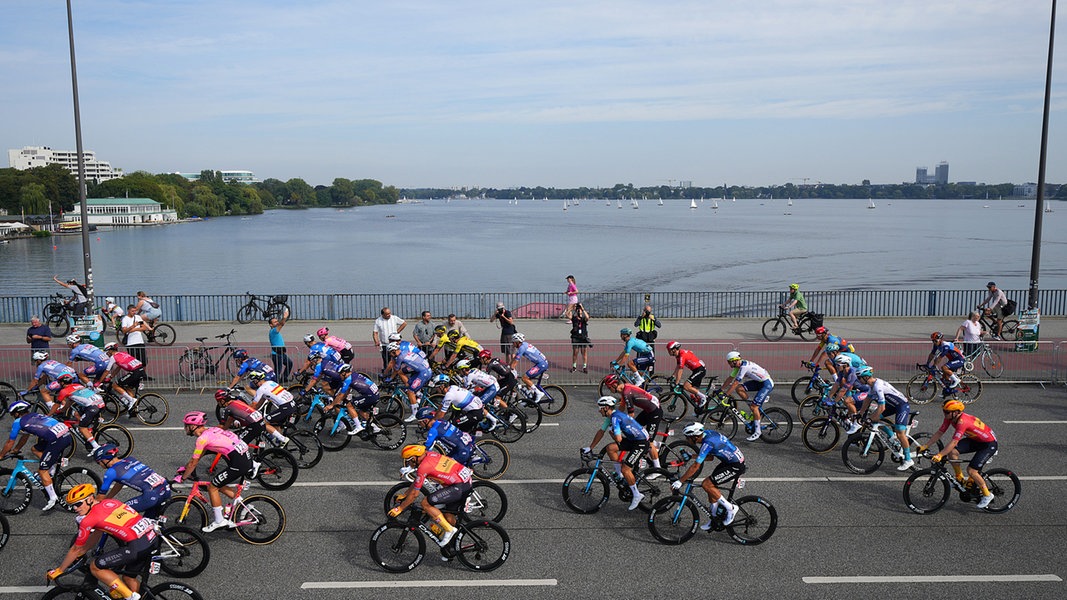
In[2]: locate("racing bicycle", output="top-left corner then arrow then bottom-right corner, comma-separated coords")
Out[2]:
561,448 -> 674,514
647,470 -> 777,546
902,453 -> 1021,515
906,364 -> 983,405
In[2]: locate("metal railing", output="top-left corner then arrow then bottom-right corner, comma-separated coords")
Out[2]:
2,289 -> 1065,323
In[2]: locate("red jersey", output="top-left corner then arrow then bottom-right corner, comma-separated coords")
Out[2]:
110,352 -> 143,372
620,383 -> 659,412
938,413 -> 997,443
412,451 -> 473,491
675,349 -> 705,371
75,498 -> 155,546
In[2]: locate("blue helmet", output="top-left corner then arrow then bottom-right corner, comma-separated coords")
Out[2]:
416,407 -> 436,420
233,348 -> 249,360
824,343 -> 840,353
430,374 -> 450,387
92,444 -> 120,461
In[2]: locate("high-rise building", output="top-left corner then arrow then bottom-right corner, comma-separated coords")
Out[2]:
915,167 -> 928,184
7,146 -> 123,182
915,162 -> 949,184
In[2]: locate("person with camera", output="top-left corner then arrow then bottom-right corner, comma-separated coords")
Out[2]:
634,304 -> 661,351
490,301 -> 517,361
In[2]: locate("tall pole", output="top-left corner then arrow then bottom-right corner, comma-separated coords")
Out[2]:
1029,0 -> 1057,311
67,0 -> 94,306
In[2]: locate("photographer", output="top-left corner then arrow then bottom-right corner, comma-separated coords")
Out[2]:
490,301 -> 517,361
634,304 -> 661,351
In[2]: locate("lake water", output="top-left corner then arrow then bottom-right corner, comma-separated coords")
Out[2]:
0,198 -> 1063,296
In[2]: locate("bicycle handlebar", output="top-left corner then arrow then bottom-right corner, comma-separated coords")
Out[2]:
215,329 -> 237,339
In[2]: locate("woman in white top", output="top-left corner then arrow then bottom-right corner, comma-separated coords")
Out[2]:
955,311 -> 985,357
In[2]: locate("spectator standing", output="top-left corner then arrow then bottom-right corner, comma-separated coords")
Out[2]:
268,308 -> 292,382
120,305 -> 150,368
569,303 -> 592,373
490,302 -> 517,361
26,315 -> 53,360
413,311 -> 437,356
561,275 -> 579,319
955,311 -> 985,357
445,314 -> 468,337
53,275 -> 89,316
634,304 -> 662,351
372,307 -> 407,370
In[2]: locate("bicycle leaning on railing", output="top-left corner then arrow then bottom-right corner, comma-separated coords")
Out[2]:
236,292 -> 291,324
177,329 -> 240,383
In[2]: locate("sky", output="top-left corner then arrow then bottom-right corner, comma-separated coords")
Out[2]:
1,1 -> 1064,188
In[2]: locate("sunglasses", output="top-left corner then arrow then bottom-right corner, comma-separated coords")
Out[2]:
71,500 -> 88,509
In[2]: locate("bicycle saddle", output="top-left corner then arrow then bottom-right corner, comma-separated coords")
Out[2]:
196,337 -> 208,342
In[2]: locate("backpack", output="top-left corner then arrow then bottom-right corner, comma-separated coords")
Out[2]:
148,298 -> 160,309
1002,299 -> 1016,317
809,313 -> 824,328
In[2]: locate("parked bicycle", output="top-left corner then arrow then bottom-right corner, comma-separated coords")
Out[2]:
0,453 -> 100,514
902,453 -> 1021,515
762,306 -> 820,341
906,364 -> 983,405
236,292 -> 291,324
646,471 -> 777,546
698,389 -> 793,444
791,361 -> 832,405
561,448 -> 673,514
42,293 -> 81,337
962,342 -> 1004,379
160,476 -> 285,545
177,329 -> 240,383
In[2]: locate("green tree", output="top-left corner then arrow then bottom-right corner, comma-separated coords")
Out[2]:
285,178 -> 314,206
19,182 -> 50,215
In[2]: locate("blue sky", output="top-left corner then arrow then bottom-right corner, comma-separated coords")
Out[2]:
1,1 -> 1064,188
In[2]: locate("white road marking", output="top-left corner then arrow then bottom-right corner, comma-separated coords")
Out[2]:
127,426 -> 184,431
0,587 -> 49,594
301,578 -> 558,589
803,574 -> 1062,584
1002,420 -> 1067,424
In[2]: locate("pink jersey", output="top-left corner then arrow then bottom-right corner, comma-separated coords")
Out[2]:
192,426 -> 249,458
109,352 -> 143,372
324,335 -> 352,352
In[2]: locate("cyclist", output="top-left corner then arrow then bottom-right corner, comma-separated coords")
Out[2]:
28,350 -> 77,410
823,343 -> 869,371
387,332 -> 425,362
1,399 -> 72,511
93,445 -> 172,519
248,370 -> 293,446
614,328 -> 654,386
215,388 -> 271,445
781,283 -> 808,331
442,330 -> 483,368
65,334 -> 110,386
47,483 -> 158,600
605,374 -> 664,451
978,281 -> 1008,339
177,411 -> 254,533
509,333 -> 549,403
301,351 -> 345,398
53,373 -> 106,456
808,327 -> 855,378
456,359 -> 506,410
298,339 -> 344,377
722,351 -> 774,442
826,353 -> 868,434
665,340 -> 708,409
925,332 -> 965,391
580,396 -> 651,510
415,407 -> 476,466
134,291 -> 162,328
317,327 -> 355,363
102,342 -> 146,417
920,400 -> 998,509
432,374 -> 501,432
228,348 -> 276,392
388,445 -> 473,547
854,367 -> 915,471
388,341 -> 433,422
427,324 -> 456,363
673,422 -> 745,527
324,364 -> 381,439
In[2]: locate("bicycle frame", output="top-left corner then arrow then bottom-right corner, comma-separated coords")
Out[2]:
2,457 -> 47,494
664,475 -> 742,528
176,480 -> 258,528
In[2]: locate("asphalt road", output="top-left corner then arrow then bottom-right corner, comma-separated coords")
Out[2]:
1,384 -> 1065,600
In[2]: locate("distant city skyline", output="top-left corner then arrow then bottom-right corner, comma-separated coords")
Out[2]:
0,1 -> 1063,188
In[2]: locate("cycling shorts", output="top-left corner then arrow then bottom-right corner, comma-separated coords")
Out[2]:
238,422 -> 266,445
95,534 -> 158,575
451,411 -> 481,434
117,369 -> 144,390
265,402 -> 297,426
955,439 -> 998,471
83,363 -> 108,380
634,407 -> 664,432
210,451 -> 253,488
124,488 -> 172,519
687,366 -> 706,388
75,404 -> 101,429
35,436 -> 72,471
340,348 -> 355,363
944,358 -> 965,371
634,352 -> 655,371
619,439 -> 650,469
476,384 -> 500,406
350,394 -> 380,411
708,460 -> 747,486
426,481 -> 472,512
407,368 -> 431,392
46,380 -> 62,393
525,362 -> 548,379
881,401 -> 911,429
744,379 -> 773,407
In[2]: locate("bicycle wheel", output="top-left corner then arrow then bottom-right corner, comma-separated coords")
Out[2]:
841,432 -> 886,474
1000,318 -> 1020,341
370,415 -> 407,451
266,302 -> 290,323
647,495 -> 699,545
133,393 -> 169,426
383,482 -> 409,515
635,468 -> 674,512
982,468 -> 1021,513
158,525 -> 210,578
796,318 -> 817,341
661,441 -> 702,478
802,417 -> 841,453
464,481 -> 508,523
284,431 -> 323,469
513,399 -> 543,433
957,374 -> 983,404
471,439 -> 510,480
49,315 -> 70,337
149,581 -> 207,600
255,448 -> 299,491
234,494 -> 286,545
0,470 -> 32,515
0,514 -> 8,551
980,349 -> 1004,379
178,351 -> 211,383
160,496 -> 208,530
761,318 -> 786,341
561,468 -> 610,514
727,495 -> 778,545
377,395 -> 405,421
0,381 -> 19,409
659,392 -> 690,422
455,520 -> 510,572
790,376 -> 811,405
314,414 -> 351,451
151,324 -> 177,346
700,406 -> 739,440
100,396 -> 121,425
538,384 -> 568,416
96,425 -> 134,459
55,467 -> 102,511
758,407 -> 793,444
902,469 -> 950,514
41,587 -> 82,600
236,304 -> 258,324
369,521 -> 425,573
906,374 -> 939,405
489,409 -> 525,444
797,395 -> 827,424
597,377 -> 613,398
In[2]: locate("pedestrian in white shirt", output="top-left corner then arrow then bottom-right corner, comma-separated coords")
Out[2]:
372,307 -> 406,370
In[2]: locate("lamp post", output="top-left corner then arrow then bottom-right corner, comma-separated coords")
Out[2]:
66,0 -> 94,306
1028,0 -> 1057,311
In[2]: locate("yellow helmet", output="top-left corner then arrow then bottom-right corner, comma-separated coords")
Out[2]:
401,445 -> 427,461
942,399 -> 965,413
66,483 -> 96,505
789,283 -> 799,290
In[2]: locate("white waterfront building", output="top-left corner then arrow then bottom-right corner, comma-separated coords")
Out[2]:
177,170 -> 258,184
61,197 -> 178,227
7,146 -> 123,182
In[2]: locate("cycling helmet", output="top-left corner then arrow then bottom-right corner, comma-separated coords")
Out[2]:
401,445 -> 427,461
57,373 -> 76,385
726,351 -> 742,363
824,343 -> 840,353
232,348 -> 249,360
65,483 -> 96,505
814,326 -> 827,336
986,281 -> 997,288
386,342 -> 400,352
105,297 -> 115,304
66,334 -> 81,345
455,360 -> 472,370
604,374 -> 620,387
511,333 -> 525,343
834,355 -> 851,365
32,351 -> 48,361
447,330 -> 461,340
317,327 -> 329,338
415,406 -> 436,421
856,367 -> 874,378
338,364 -> 352,375
597,396 -> 617,407
943,399 -> 965,413
183,411 -> 207,426
248,370 -> 266,382
430,374 -> 450,387
214,389 -> 230,402
682,422 -> 705,437
930,331 -> 943,342
666,340 -> 680,352
387,332 -> 402,342
302,333 -> 315,344
478,349 -> 492,361
619,328 -> 632,336
92,444 -> 119,462
8,400 -> 30,415
434,325 -> 447,335
103,342 -> 118,352
789,283 -> 799,290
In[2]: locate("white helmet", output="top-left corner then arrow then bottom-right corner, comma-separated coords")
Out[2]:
66,334 -> 81,345
387,333 -> 402,342
726,351 -> 741,362
682,422 -> 705,437
834,354 -> 851,365
386,342 -> 400,352
32,351 -> 48,361
596,396 -> 617,407
511,333 -> 525,343
105,297 -> 115,304
455,359 -> 472,370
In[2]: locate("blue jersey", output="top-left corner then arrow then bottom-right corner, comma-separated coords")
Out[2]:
398,340 -> 425,359
69,344 -> 108,370
932,341 -> 964,361
313,366 -> 344,389
9,413 -> 70,442
339,373 -> 379,399
423,420 -> 472,452
607,410 -> 648,441
836,368 -> 870,395
35,360 -> 76,382
623,337 -> 652,355
237,357 -> 276,379
396,350 -> 431,374
696,430 -> 745,464
321,347 -> 344,371
100,457 -> 169,495
514,342 -> 548,366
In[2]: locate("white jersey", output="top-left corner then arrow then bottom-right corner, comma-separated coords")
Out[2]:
463,369 -> 498,391
441,385 -> 483,412
733,360 -> 773,386
868,378 -> 907,405
252,380 -> 294,407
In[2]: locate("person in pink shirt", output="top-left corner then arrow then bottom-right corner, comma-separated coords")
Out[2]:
317,327 -> 354,363
177,411 -> 253,532
562,275 -> 579,319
